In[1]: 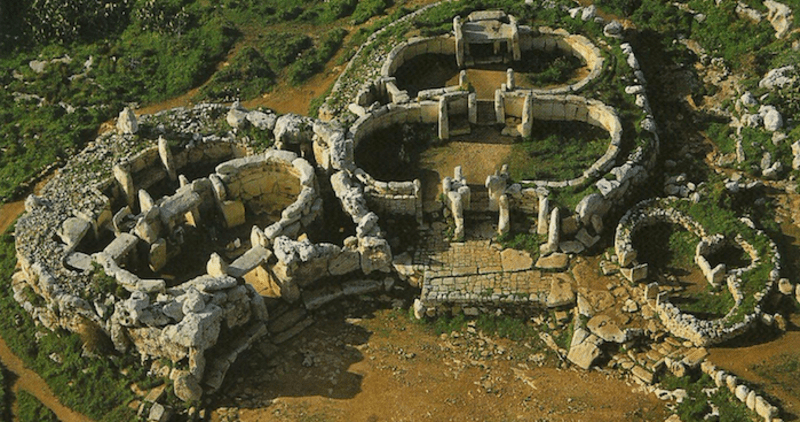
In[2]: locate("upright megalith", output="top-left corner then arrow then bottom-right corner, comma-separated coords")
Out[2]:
454,16 -> 465,68
116,107 -> 138,135
541,207 -> 561,255
438,96 -> 449,140
538,196 -> 550,235
113,163 -> 136,209
498,194 -> 510,236
158,136 -> 177,181
506,68 -> 515,90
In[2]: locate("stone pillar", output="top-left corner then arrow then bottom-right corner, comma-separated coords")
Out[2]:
454,165 -> 464,183
158,136 -> 177,181
448,191 -> 465,241
506,68 -> 515,90
442,176 -> 452,196
540,207 -> 560,255
438,96 -> 449,140
510,15 -> 521,61
413,178 -> 424,225
458,185 -> 471,211
519,93 -> 533,138
485,174 -> 506,212
498,194 -> 510,236
468,93 -> 477,125
459,70 -> 468,87
113,163 -> 136,209
138,189 -> 155,213
494,89 -> 505,124
454,16 -> 465,68
537,196 -> 550,235
178,174 -> 189,187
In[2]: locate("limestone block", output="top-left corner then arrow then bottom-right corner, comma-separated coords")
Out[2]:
149,239 -> 167,272
329,248 -> 361,276
162,304 -> 223,350
158,136 -> 177,181
207,253 -> 228,277
104,233 -> 139,262
547,277 -> 575,307
227,104 -> 248,129
621,263 -> 647,282
58,216 -> 91,247
359,236 -> 392,275
735,384 -> 750,402
537,196 -> 550,235
117,107 -> 138,135
567,330 -> 602,370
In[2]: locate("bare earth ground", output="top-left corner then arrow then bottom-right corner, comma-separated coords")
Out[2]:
0,199 -> 95,422
212,300 -> 670,422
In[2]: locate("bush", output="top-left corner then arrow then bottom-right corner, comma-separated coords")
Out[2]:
17,390 -> 58,422
200,46 -> 275,101
0,229 -> 138,421
287,28 -> 347,86
351,0 -> 392,25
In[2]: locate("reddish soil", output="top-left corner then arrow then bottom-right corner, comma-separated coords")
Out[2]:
0,200 -> 94,422
709,320 -> 800,421
212,302 -> 670,422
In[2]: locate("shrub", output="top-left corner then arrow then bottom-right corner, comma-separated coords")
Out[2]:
16,390 -> 58,422
351,0 -> 392,25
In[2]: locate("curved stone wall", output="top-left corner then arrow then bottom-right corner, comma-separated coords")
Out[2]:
505,93 -> 622,188
614,198 -> 779,346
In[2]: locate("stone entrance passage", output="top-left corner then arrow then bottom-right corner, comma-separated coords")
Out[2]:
413,231 -> 576,315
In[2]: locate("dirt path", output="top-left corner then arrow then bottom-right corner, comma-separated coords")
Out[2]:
709,324 -> 800,421
214,304 -> 670,422
1,200 -> 94,422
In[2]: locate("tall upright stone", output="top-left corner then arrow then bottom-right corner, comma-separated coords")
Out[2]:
116,107 -> 138,135
537,196 -> 550,235
158,136 -> 177,181
113,163 -> 136,209
498,194 -> 510,236
438,97 -> 449,140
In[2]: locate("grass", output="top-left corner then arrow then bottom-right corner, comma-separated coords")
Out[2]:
520,51 -> 584,87
665,191 -> 776,326
0,227 -> 143,421
0,365 -> 8,422
659,372 -> 754,422
752,352 -> 800,398
510,120 -> 610,182
16,390 -> 58,422
497,232 -> 541,260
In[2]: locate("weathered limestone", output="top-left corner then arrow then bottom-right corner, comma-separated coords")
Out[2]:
117,107 -> 138,135
113,163 -> 136,208
537,196 -> 550,235
540,208 -> 561,255
497,194 -> 510,236
158,136 -> 177,181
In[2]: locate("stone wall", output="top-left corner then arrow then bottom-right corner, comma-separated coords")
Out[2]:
518,27 -> 604,95
381,35 -> 457,78
614,198 -> 779,346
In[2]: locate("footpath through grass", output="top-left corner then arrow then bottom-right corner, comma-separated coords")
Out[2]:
0,227 -> 145,421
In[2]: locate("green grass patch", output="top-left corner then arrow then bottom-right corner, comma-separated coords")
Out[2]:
0,365 -> 9,422
660,372 -> 754,422
520,50 -> 585,87
0,227 -> 142,421
752,352 -> 800,398
16,390 -> 58,422
510,120 -> 610,182
497,232 -> 541,260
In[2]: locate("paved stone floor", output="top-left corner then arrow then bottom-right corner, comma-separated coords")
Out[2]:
415,223 -> 559,306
